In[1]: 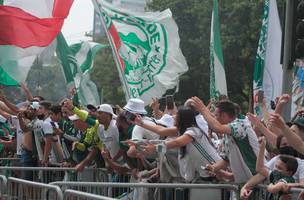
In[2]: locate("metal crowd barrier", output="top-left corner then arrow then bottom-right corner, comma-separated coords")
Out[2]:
0,167 -> 109,184
256,184 -> 304,200
63,189 -> 116,200
0,175 -> 7,198
7,177 -> 63,200
50,182 -> 239,200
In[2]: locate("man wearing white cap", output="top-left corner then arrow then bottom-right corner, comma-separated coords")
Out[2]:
64,100 -> 121,163
123,99 -> 159,158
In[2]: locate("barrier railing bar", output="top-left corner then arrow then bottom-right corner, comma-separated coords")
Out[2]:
0,175 -> 7,195
51,182 -> 239,191
63,189 -> 116,200
257,184 -> 304,194
7,177 -> 64,200
0,167 -> 109,172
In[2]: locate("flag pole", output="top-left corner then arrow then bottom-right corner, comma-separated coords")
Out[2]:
92,0 -> 131,102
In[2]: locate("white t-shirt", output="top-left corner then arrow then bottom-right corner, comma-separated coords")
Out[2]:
195,114 -> 209,135
131,117 -> 159,140
42,117 -> 60,163
99,119 -> 120,159
11,116 -> 23,156
266,155 -> 304,183
179,127 -> 222,182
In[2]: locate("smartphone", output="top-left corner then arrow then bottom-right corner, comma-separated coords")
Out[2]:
50,121 -> 56,128
126,111 -> 136,121
257,90 -> 264,103
166,95 -> 174,110
270,100 -> 276,110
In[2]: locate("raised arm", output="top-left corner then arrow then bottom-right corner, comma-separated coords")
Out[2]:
20,82 -> 33,101
256,137 -> 269,177
133,115 -> 178,137
247,113 -> 277,147
0,94 -> 19,115
191,96 -> 231,134
270,113 -> 304,154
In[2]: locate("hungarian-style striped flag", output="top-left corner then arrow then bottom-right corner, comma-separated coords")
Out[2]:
0,0 -> 73,86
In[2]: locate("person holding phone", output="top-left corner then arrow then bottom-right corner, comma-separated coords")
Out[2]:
122,99 -> 160,158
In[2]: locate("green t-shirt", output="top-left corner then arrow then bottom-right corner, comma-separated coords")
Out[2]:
268,170 -> 295,200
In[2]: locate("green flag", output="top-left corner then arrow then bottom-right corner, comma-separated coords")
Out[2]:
210,0 -> 227,100
0,67 -> 19,86
56,33 -> 106,106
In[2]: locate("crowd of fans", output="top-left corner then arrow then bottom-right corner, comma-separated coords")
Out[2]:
1,83 -> 304,199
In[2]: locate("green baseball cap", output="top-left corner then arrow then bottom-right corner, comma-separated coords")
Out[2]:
292,115 -> 304,127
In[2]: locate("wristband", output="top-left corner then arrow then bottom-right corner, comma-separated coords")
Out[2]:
156,143 -> 167,154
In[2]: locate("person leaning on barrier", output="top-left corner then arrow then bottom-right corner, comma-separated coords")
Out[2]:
63,100 -> 104,171
257,137 -> 297,200
68,113 -> 105,172
101,110 -> 140,174
41,103 -> 65,166
137,106 -> 223,183
191,96 -> 262,184
123,99 -> 160,159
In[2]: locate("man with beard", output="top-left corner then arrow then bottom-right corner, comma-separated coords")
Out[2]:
17,104 -> 38,180
101,110 -> 137,174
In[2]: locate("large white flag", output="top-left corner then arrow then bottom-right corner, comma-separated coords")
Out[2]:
253,0 -> 282,116
92,0 -> 189,105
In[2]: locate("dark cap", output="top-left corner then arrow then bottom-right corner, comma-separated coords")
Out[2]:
86,104 -> 97,111
292,115 -> 304,127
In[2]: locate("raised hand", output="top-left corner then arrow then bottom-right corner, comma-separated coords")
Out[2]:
269,113 -> 286,130
277,94 -> 290,105
246,113 -> 262,128
258,136 -> 266,148
191,96 -> 207,113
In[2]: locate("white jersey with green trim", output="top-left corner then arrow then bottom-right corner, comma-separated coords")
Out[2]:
223,117 -> 260,183
179,127 -> 222,182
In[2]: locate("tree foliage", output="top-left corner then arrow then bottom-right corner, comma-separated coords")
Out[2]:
144,0 -> 285,111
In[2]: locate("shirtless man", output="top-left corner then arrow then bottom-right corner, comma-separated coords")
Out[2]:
18,106 -> 37,180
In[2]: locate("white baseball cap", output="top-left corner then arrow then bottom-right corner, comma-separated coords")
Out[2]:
97,104 -> 114,115
123,99 -> 147,115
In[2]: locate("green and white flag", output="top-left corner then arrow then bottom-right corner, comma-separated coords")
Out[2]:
210,0 -> 227,100
253,0 -> 282,116
92,0 -> 189,105
56,33 -> 106,106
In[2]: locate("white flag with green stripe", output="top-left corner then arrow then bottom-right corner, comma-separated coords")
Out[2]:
56,33 -> 107,106
210,0 -> 227,100
253,0 -> 282,116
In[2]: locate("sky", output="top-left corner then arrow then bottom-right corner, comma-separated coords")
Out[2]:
62,0 -> 94,44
